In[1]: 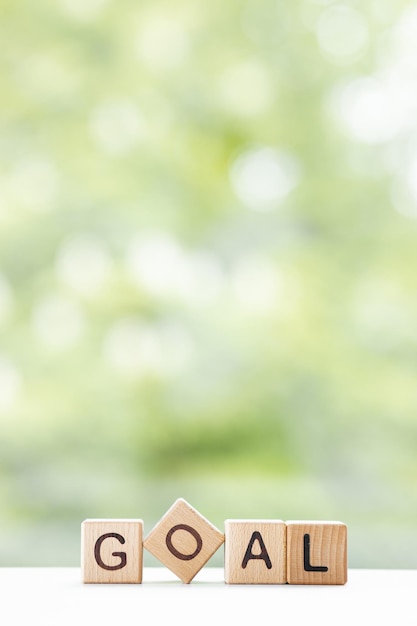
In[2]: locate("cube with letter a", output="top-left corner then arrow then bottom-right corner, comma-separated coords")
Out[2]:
286,521 -> 347,585
224,520 -> 287,584
81,519 -> 143,583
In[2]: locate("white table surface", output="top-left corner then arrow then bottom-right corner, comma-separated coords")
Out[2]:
2,567 -> 416,626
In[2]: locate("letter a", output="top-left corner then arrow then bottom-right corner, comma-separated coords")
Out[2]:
241,531 -> 272,570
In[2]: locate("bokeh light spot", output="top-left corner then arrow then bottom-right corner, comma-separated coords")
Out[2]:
217,59 -> 274,118
329,76 -> 416,144
89,99 -> 146,157
316,5 -> 369,64
103,318 -> 193,379
230,147 -> 301,211
15,55 -> 79,102
230,255 -> 282,315
125,231 -> 191,300
8,157 -> 59,213
135,13 -> 189,70
59,0 -> 109,21
56,233 -> 112,297
32,295 -> 86,350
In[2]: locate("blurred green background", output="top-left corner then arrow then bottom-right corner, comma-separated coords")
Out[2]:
1,0 -> 417,569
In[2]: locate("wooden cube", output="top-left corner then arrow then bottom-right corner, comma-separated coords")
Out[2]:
143,498 -> 224,583
224,520 -> 287,584
286,521 -> 347,585
81,519 -> 143,583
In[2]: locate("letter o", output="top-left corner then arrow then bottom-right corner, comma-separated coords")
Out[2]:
165,524 -> 203,561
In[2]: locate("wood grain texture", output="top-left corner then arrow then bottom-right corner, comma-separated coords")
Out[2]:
286,521 -> 347,585
143,498 -> 224,583
224,520 -> 286,584
81,519 -> 143,583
